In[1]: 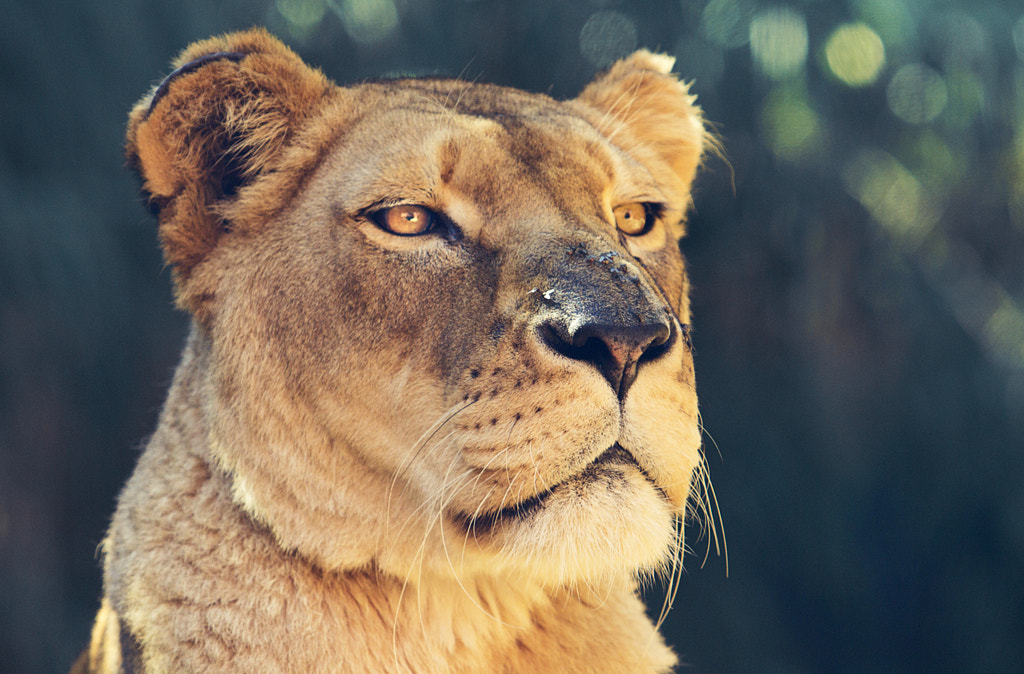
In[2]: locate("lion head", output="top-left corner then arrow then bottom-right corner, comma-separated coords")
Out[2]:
127,29 -> 710,592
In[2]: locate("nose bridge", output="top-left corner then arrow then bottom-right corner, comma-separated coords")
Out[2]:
529,236 -> 675,397
549,241 -> 669,329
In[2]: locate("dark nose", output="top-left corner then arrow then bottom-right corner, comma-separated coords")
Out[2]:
539,318 -> 672,398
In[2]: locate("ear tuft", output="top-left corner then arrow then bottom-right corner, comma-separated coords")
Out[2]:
574,50 -> 710,229
126,29 -> 333,293
617,49 -> 676,76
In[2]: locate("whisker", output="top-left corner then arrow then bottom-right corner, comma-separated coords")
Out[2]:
426,447 -> 528,629
392,499 -> 441,673
704,461 -> 728,576
389,431 -> 462,550
386,399 -> 476,535
653,515 -> 684,632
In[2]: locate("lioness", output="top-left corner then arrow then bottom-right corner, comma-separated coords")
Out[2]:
74,29 -> 713,673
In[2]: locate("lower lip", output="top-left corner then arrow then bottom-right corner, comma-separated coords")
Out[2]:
456,444 -> 645,533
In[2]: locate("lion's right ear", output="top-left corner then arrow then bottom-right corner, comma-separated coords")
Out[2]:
127,29 -> 332,294
573,51 -> 710,234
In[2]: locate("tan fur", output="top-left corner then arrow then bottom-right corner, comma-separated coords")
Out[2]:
78,29 -> 711,673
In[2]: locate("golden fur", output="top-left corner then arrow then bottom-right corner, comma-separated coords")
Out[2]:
74,29 -> 712,673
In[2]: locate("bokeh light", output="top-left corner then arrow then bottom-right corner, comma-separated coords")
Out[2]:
749,8 -> 808,80
276,0 -> 327,38
905,130 -> 961,195
943,70 -> 985,128
887,64 -> 947,124
1010,131 -> 1024,230
1014,16 -> 1024,62
843,149 -> 940,249
333,0 -> 398,45
935,11 -> 989,74
579,10 -> 638,67
824,22 -> 885,87
988,298 -> 1024,367
922,238 -> 1024,374
700,0 -> 756,49
853,0 -> 914,50
760,84 -> 825,162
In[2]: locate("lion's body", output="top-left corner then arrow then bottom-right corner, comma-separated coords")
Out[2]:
75,30 -> 710,673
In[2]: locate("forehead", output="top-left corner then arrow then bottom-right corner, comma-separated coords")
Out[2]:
319,79 -> 663,210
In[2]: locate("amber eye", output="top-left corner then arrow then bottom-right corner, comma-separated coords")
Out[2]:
613,202 -> 651,236
376,204 -> 437,236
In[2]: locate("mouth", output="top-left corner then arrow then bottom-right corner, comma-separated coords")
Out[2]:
454,444 -> 663,534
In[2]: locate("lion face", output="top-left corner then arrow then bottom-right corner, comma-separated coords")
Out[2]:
128,31 -> 708,587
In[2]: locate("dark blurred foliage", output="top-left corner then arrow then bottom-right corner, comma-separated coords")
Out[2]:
2,0 -> 1023,671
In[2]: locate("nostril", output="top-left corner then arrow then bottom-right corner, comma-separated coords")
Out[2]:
571,322 -> 670,367
634,322 -> 673,363
537,322 -> 604,369
538,319 -> 673,397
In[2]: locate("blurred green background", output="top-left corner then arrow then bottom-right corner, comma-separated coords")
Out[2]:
2,0 -> 1023,671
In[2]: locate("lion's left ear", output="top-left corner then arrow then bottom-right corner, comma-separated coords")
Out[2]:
574,51 -> 708,209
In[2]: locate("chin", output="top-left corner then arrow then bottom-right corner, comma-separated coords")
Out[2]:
450,446 -> 680,585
